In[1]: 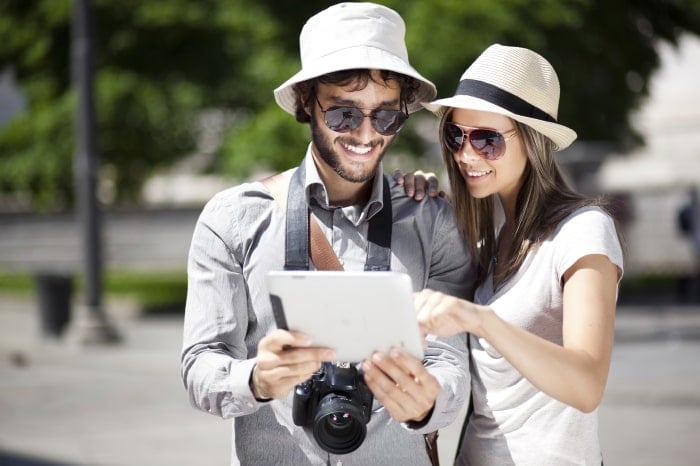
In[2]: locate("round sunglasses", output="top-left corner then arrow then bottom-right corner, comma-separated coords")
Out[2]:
443,122 -> 517,160
315,96 -> 408,136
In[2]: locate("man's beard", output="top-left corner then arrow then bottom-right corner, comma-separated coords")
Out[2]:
310,117 -> 390,183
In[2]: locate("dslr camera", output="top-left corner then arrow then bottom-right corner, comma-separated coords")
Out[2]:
292,361 -> 373,454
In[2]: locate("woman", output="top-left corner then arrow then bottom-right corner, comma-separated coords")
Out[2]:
414,44 -> 624,465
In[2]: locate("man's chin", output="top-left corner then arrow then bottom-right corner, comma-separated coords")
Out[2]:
335,165 -> 379,184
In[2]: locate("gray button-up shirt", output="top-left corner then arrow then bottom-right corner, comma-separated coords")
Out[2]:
181,148 -> 475,465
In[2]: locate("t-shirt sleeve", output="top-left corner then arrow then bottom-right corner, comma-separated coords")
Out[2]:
553,207 -> 624,282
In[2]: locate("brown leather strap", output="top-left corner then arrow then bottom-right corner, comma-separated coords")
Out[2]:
309,219 -> 343,271
424,430 -> 440,466
262,173 -> 343,271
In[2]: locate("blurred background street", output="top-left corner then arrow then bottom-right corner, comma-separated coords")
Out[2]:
1,296 -> 699,466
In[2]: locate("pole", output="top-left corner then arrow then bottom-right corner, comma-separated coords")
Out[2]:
69,0 -> 119,344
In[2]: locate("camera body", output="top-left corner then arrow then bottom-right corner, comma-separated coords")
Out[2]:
292,361 -> 373,454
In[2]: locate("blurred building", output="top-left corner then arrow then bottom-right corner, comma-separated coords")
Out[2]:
595,34 -> 700,276
599,34 -> 700,192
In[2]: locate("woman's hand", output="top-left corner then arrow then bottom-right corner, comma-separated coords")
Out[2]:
394,169 -> 445,200
413,289 -> 483,337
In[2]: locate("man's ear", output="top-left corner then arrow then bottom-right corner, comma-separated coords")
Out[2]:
301,95 -> 312,117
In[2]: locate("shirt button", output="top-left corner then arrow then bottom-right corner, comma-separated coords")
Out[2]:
247,402 -> 254,408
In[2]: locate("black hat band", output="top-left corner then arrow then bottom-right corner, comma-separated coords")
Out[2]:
455,79 -> 557,124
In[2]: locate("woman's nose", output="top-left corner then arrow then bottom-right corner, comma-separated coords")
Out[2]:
453,145 -> 478,164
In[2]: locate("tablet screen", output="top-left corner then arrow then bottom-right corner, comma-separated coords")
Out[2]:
267,271 -> 424,362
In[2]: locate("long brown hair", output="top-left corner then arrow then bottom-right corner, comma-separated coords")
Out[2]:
440,109 -> 615,288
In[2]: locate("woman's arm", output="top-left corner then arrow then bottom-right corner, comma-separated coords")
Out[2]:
415,253 -> 619,412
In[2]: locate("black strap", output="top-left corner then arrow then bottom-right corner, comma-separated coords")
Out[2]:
284,165 -> 311,270
364,176 -> 392,271
284,163 -> 392,271
455,79 -> 557,123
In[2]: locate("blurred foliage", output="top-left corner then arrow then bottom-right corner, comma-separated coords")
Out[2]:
1,0 -> 700,210
0,0 -> 292,209
0,268 -> 187,311
0,270 -> 35,294
101,270 -> 187,311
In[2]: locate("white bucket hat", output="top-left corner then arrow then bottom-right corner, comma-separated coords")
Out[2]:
273,2 -> 436,115
423,44 -> 577,150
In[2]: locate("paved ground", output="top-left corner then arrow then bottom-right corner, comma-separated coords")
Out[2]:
1,295 -> 699,466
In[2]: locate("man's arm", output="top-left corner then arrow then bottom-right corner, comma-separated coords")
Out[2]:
415,196 -> 474,432
180,193 -> 263,419
181,188 -> 337,417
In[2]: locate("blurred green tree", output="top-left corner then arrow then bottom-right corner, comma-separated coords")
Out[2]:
1,0 -> 699,210
0,0 -> 295,209
400,0 -> 700,146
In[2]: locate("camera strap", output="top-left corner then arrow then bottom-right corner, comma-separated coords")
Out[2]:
263,162 -> 392,272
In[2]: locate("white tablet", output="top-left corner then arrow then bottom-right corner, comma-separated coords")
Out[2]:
267,270 -> 424,362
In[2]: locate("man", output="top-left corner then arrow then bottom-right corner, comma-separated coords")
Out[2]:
181,3 -> 474,465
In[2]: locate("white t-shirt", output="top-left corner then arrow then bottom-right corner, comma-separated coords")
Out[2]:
457,206 -> 624,466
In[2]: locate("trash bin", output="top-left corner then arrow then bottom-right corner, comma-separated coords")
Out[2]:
34,272 -> 73,338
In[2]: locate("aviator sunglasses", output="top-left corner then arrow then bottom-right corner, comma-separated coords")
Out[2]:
443,122 -> 517,160
315,96 -> 408,136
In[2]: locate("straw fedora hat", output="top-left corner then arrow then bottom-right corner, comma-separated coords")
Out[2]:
274,2 -> 436,115
423,44 -> 577,150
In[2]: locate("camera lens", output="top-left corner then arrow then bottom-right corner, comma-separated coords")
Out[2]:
313,394 -> 368,454
328,412 -> 352,428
